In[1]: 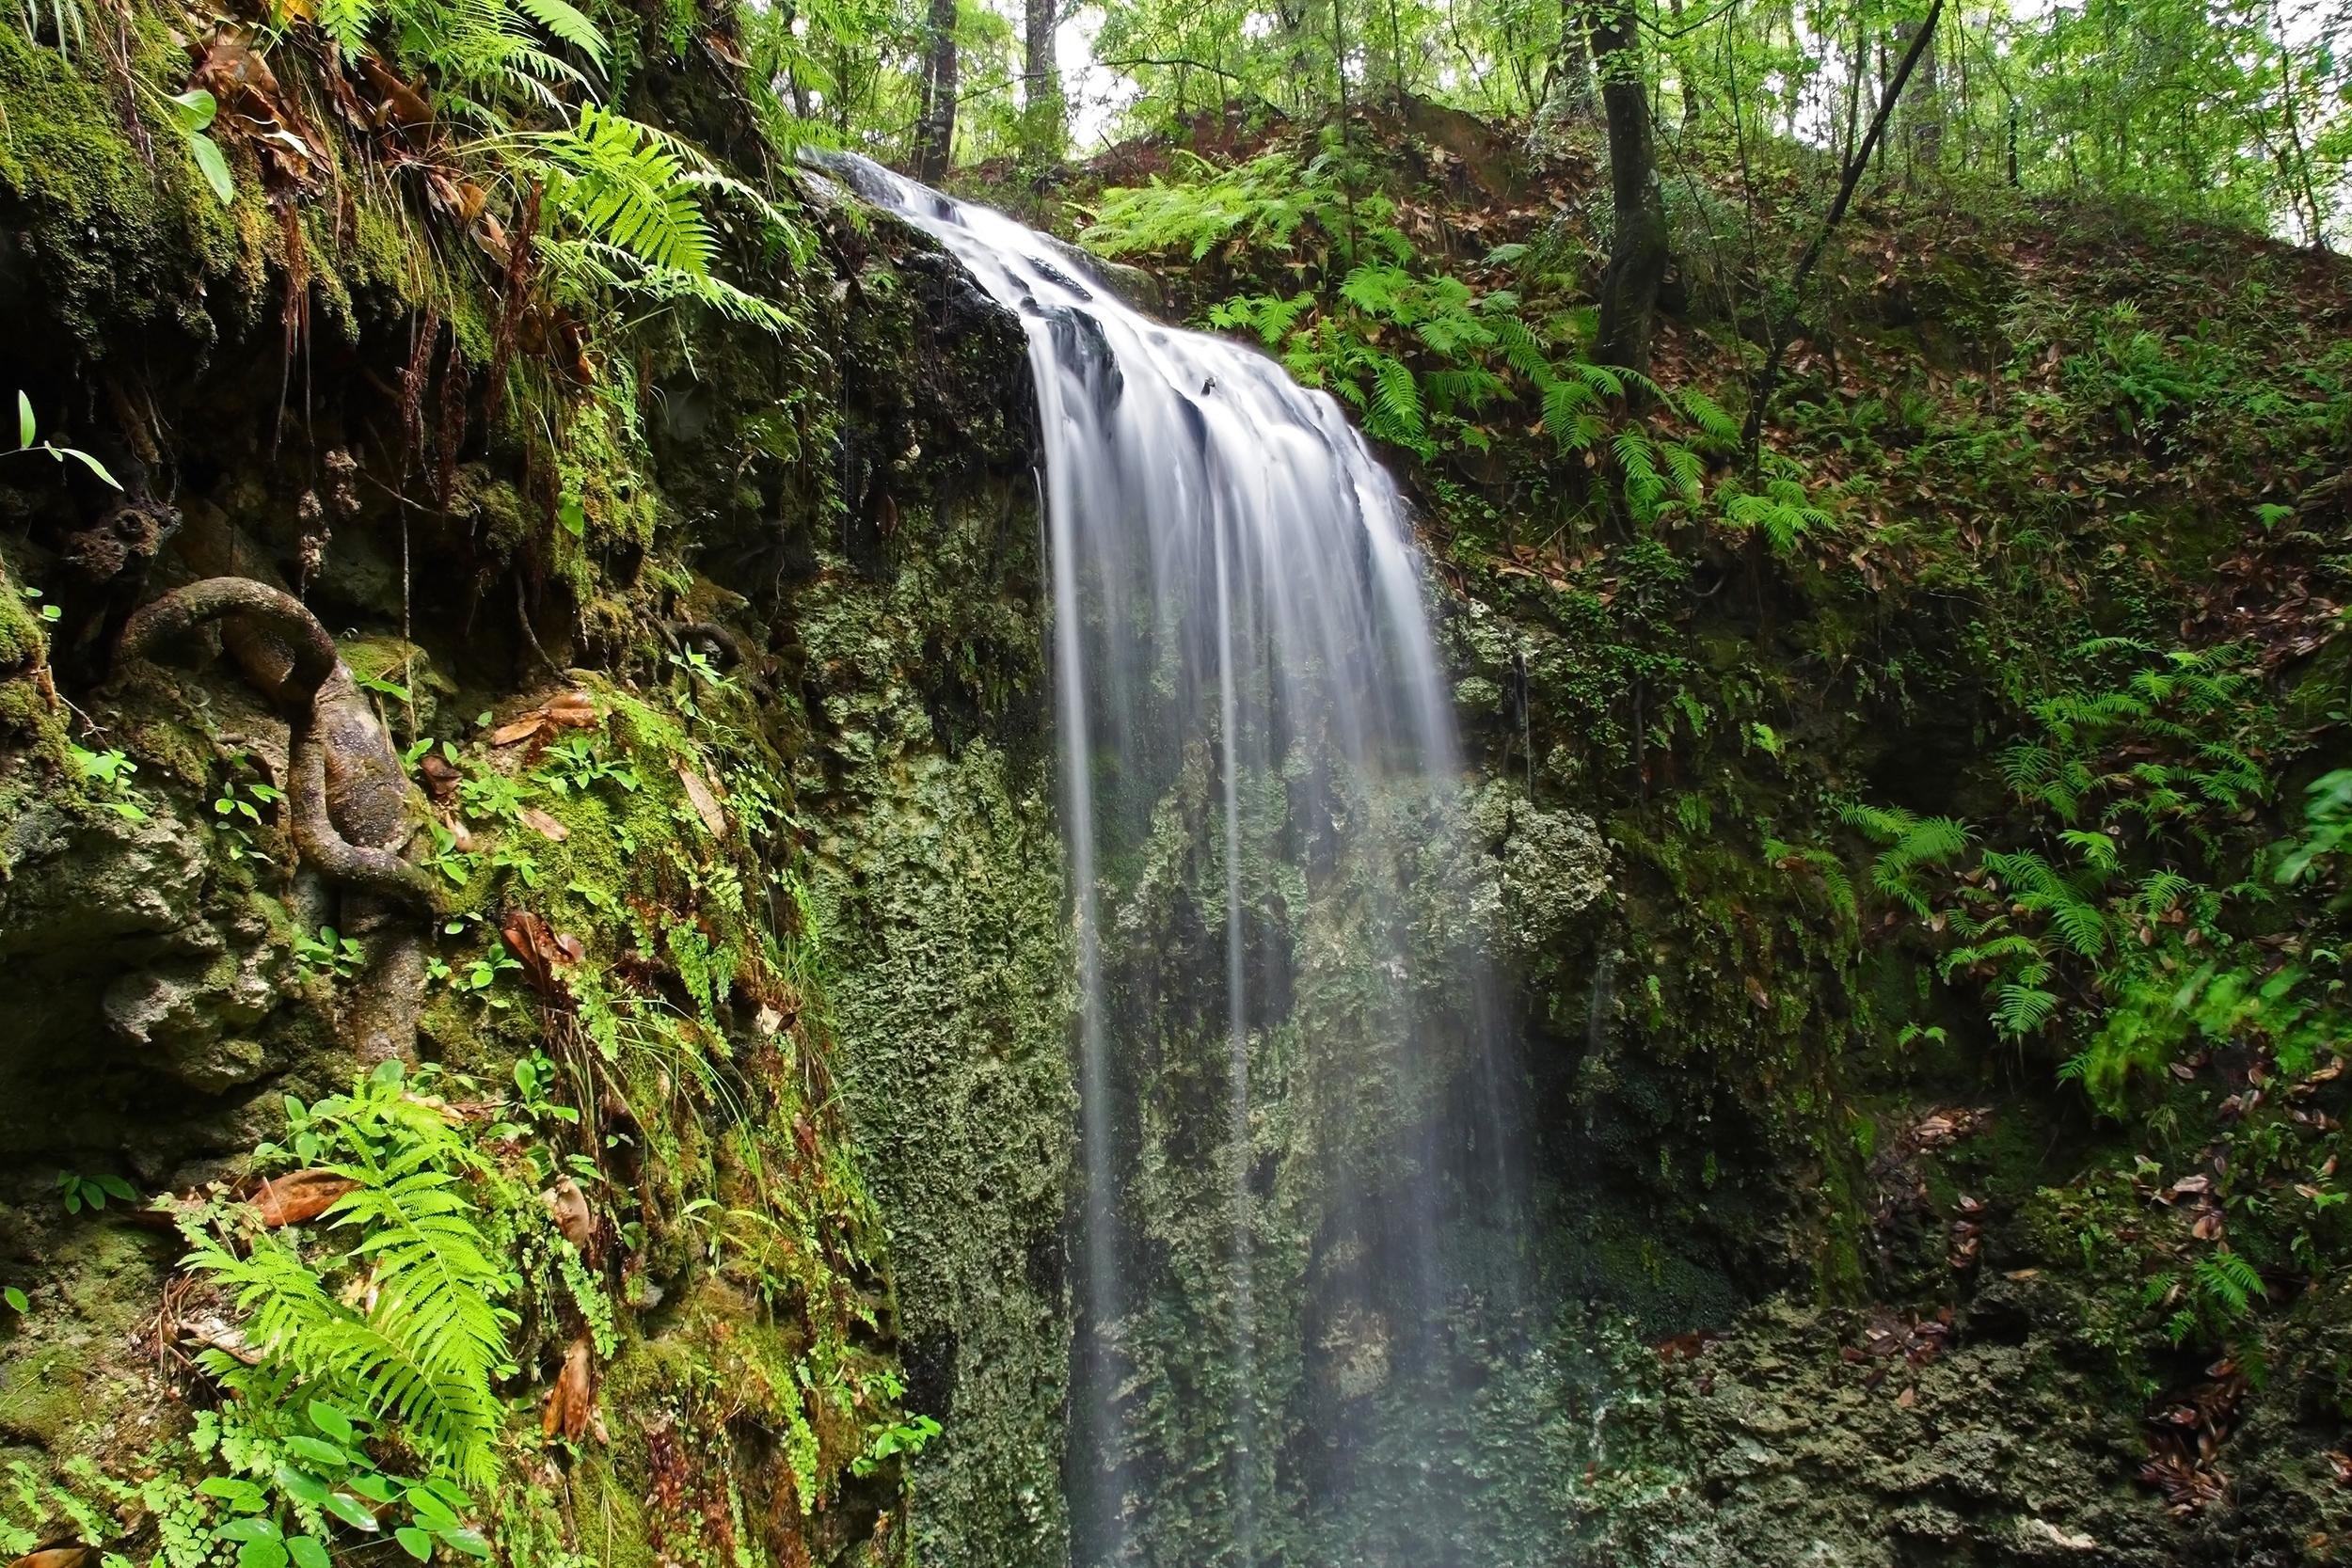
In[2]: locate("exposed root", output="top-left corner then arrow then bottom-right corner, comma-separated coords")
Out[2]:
120,578 -> 437,1063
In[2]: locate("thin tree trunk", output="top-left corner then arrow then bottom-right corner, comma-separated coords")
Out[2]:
1589,0 -> 1668,377
1740,0 -> 1943,459
1898,8 -> 1942,179
1023,0 -> 1063,160
2268,0 -> 2328,249
914,0 -> 959,182
1544,0 -> 1595,122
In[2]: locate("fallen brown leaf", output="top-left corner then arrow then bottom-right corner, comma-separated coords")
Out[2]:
544,1176 -> 595,1256
249,1169 -> 358,1227
490,690 -> 598,748
676,766 -> 726,836
519,806 -> 570,842
10,1545 -> 96,1568
500,909 -> 583,1001
542,1335 -> 595,1441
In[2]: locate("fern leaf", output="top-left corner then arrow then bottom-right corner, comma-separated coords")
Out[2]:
313,0 -> 377,51
511,0 -> 608,66
1366,355 -> 1423,440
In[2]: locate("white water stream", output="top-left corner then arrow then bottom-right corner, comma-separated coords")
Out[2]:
818,152 -> 1530,1567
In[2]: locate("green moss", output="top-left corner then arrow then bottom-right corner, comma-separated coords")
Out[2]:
0,24 -> 258,350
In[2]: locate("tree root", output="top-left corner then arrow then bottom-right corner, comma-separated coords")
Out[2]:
121,577 -> 437,1063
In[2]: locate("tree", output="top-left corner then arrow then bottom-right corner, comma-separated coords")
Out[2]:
1741,0 -> 1945,455
1537,0 -> 1595,128
1588,0 -> 1668,376
914,0 -> 960,182
1897,8 -> 1943,177
1023,0 -> 1066,159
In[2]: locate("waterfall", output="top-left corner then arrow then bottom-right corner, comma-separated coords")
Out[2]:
820,154 -> 1539,1568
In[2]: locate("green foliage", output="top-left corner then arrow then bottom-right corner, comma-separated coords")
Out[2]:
10,389 -> 119,486
1108,139 -> 1733,515
0,1458 -> 137,1566
1841,803 -> 1973,919
55,1169 -> 136,1214
68,742 -> 148,821
1083,149 -> 1358,261
183,1063 -> 517,1490
312,0 -> 604,111
292,926 -> 367,981
527,106 -> 797,332
190,1394 -> 488,1568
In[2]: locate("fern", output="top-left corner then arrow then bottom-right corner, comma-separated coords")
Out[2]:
521,108 -> 793,332
1541,376 -> 1601,450
2193,1251 -> 2265,1316
1994,981 -> 2061,1036
1678,388 -> 1740,443
1366,354 -> 1423,441
313,0 -> 377,54
1843,803 -> 1974,917
1493,315 -> 1552,383
537,105 -> 717,275
183,1068 -> 516,1488
510,0 -> 607,68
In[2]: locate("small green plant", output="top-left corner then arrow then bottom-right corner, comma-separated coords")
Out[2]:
193,1393 -> 489,1568
70,743 -> 150,822
184,1062 -> 519,1490
163,88 -> 235,207
10,391 -> 119,486
850,1413 -> 941,1478
56,1169 -> 137,1214
428,937 -> 522,1007
534,732 -> 640,798
0,1457 -> 137,1565
292,927 -> 366,981
511,1052 -> 579,1126
213,765 -> 286,863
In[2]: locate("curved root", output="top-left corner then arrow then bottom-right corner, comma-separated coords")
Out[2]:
122,578 -> 437,1065
121,578 -> 437,912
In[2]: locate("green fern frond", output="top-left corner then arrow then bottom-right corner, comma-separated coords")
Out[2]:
2193,1250 -> 2265,1315
1541,377 -> 1598,448
314,0 -> 378,51
1679,388 -> 1740,442
510,0 -> 607,66
1493,316 -> 1552,383
1994,982 -> 2060,1037
538,105 -> 717,276
1366,355 -> 1423,439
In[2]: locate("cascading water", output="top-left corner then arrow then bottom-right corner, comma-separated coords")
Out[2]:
819,153 -> 1549,1568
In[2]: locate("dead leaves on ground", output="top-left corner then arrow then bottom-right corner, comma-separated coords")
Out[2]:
500,908 -> 583,1001
1841,1307 -> 1954,1402
2139,1359 -> 2246,1516
488,689 -> 598,751
1865,1106 -> 1994,1274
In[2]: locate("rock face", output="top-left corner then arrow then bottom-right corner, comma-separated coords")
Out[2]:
1576,1280 -> 2352,1568
0,786 -> 317,1168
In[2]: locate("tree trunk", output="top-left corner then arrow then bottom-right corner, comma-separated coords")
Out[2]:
1022,0 -> 1064,160
1740,0 -> 1943,457
1588,0 -> 1668,376
914,0 -> 959,182
1541,0 -> 1595,123
1897,11 -> 1943,178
